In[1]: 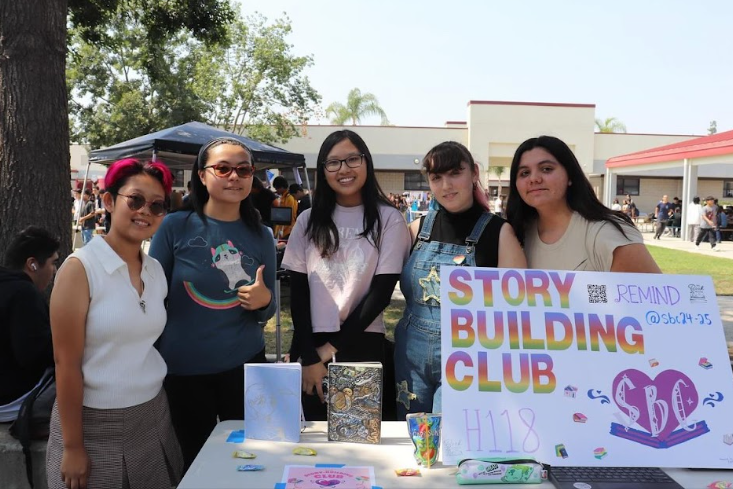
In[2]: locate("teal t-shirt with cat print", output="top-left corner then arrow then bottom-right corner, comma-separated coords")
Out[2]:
150,211 -> 277,375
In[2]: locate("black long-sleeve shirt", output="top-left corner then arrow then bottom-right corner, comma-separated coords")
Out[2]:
289,271 -> 398,366
0,268 -> 54,405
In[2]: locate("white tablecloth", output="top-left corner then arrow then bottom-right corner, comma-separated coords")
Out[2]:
177,420 -> 731,489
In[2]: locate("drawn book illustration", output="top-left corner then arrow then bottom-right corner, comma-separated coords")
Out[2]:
327,362 -> 382,444
244,363 -> 301,442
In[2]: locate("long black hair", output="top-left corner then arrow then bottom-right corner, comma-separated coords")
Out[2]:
306,130 -> 391,257
506,135 -> 634,245
188,137 -> 261,234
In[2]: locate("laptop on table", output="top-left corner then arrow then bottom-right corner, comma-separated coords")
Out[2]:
549,465 -> 684,489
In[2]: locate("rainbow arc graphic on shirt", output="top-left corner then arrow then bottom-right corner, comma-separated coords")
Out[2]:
183,281 -> 240,309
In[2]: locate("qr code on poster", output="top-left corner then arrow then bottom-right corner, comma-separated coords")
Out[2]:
587,284 -> 607,303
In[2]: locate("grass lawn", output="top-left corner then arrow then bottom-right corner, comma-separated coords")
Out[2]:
647,245 -> 733,295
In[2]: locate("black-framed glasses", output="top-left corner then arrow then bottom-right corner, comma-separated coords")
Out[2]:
118,193 -> 168,217
203,163 -> 255,178
323,154 -> 364,172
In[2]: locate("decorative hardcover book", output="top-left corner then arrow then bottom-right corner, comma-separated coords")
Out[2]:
244,363 -> 302,442
327,362 -> 383,444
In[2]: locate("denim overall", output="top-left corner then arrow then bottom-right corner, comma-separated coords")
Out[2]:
394,210 -> 493,418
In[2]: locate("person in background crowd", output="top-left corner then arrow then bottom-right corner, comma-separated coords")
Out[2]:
715,198 -> 725,245
653,194 -> 673,240
611,198 -> 622,211
395,142 -> 526,419
290,183 -> 311,217
625,194 -> 638,218
48,158 -> 183,489
272,176 -> 298,238
0,226 -> 59,421
71,190 -> 81,224
250,176 -> 277,229
507,135 -> 660,273
150,138 -> 276,470
696,196 -> 718,250
78,190 -> 97,246
182,180 -> 192,206
687,196 -> 702,242
673,196 -> 683,213
493,193 -> 505,218
671,207 -> 682,237
283,129 -> 411,422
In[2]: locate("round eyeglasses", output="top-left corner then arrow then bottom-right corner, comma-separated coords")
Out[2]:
117,193 -> 168,216
323,154 -> 364,172
203,164 -> 255,178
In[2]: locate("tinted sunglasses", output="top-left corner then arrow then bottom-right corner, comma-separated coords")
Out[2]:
117,193 -> 168,216
203,164 -> 255,178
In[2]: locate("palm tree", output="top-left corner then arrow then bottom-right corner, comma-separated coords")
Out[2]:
326,88 -> 389,125
595,117 -> 627,133
490,165 -> 505,195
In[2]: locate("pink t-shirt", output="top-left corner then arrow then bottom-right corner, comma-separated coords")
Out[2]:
282,203 -> 411,334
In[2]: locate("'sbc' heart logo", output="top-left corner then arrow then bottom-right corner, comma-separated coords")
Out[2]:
315,480 -> 342,487
612,369 -> 698,441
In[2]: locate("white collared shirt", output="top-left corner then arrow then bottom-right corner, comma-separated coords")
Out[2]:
60,237 -> 168,409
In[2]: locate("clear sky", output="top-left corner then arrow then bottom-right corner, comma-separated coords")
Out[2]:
241,0 -> 731,135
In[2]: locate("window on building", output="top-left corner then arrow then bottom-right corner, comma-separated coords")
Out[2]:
724,181 -> 733,198
616,177 -> 640,196
404,171 -> 430,191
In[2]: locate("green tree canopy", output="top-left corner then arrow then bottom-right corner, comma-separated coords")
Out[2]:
326,88 -> 389,125
67,8 -> 321,147
595,117 -> 627,133
0,0 -> 235,257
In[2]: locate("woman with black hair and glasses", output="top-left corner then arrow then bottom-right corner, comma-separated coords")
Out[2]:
149,138 -> 277,470
282,130 -> 411,421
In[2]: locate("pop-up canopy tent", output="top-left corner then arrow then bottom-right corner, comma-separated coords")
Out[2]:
88,121 -> 306,172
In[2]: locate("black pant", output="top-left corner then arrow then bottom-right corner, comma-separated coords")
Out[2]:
696,228 -> 716,248
654,220 -> 666,238
300,332 -> 397,422
164,348 -> 267,472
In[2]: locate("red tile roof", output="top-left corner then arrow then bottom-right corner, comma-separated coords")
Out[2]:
606,129 -> 733,168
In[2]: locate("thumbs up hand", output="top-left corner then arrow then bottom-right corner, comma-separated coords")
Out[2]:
237,265 -> 272,310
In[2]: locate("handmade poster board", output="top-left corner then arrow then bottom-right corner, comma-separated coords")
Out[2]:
439,267 -> 733,467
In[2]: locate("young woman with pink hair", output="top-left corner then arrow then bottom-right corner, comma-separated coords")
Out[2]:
47,158 -> 182,489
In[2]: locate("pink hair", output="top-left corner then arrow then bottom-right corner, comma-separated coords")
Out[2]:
473,180 -> 490,212
105,158 -> 173,196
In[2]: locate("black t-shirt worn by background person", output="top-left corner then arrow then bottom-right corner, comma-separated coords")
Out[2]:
413,203 -> 504,267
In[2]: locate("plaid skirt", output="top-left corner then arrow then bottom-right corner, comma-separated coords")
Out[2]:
46,389 -> 183,489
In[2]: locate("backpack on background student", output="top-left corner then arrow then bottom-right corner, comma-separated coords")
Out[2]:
9,367 -> 56,489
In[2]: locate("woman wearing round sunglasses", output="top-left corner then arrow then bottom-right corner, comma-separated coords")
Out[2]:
149,137 -> 276,470
47,158 -> 183,489
282,130 -> 411,421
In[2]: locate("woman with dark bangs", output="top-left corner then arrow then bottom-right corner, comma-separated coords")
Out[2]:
47,158 -> 183,489
282,130 -> 411,421
149,138 -> 276,470
394,141 -> 526,419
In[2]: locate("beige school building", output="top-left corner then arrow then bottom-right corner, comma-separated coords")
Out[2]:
70,100 -> 733,215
